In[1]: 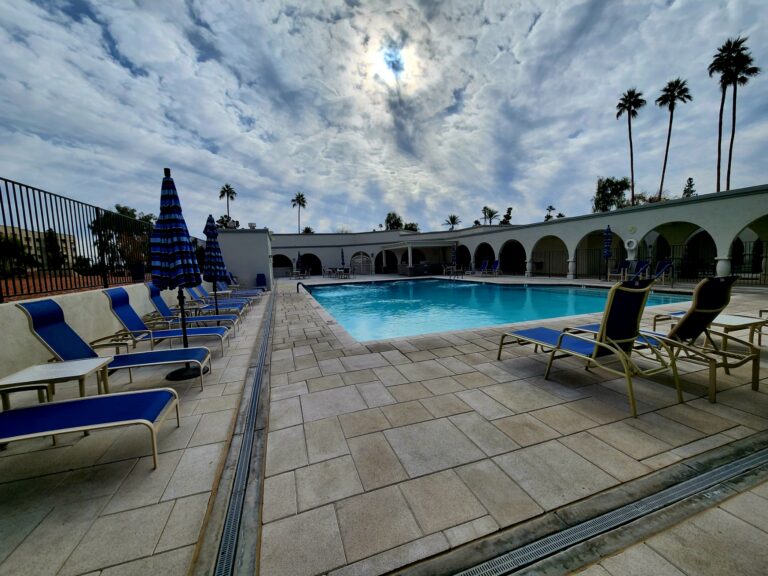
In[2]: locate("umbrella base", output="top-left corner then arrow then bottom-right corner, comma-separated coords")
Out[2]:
165,365 -> 210,381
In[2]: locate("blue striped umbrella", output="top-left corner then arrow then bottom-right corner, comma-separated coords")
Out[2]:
451,242 -> 457,266
203,214 -> 228,314
150,168 -> 200,356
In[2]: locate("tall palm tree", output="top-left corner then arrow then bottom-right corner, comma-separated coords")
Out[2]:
219,184 -> 236,218
291,192 -> 307,233
655,78 -> 692,199
443,214 -> 461,231
486,208 -> 499,224
481,206 -> 489,225
725,39 -> 760,190
616,88 -> 646,205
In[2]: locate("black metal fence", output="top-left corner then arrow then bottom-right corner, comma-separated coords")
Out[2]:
1,177 -> 153,302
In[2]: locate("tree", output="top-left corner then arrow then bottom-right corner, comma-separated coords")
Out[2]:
500,207 -> 513,225
219,184 -> 237,218
291,191 -> 307,233
216,214 -> 239,229
544,205 -> 556,221
682,177 -> 697,197
592,177 -> 630,212
114,204 -> 156,224
485,207 -> 499,224
302,226 -> 315,234
655,78 -> 692,200
0,235 -> 37,277
443,214 -> 461,231
43,228 -> 65,271
709,37 -> 760,192
725,39 -> 760,190
556,212 -> 566,218
403,222 -> 419,232
473,219 -> 481,226
384,212 -> 403,230
616,88 -> 646,204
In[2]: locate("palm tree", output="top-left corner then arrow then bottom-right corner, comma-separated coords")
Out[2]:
708,39 -> 734,192
486,208 -> 499,224
655,78 -> 692,199
725,39 -> 760,190
219,184 -> 237,218
545,205 -> 555,221
443,214 -> 461,231
291,192 -> 307,233
481,206 -> 489,225
616,88 -> 646,205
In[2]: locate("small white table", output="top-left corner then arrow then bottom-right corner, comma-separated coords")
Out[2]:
0,357 -> 112,410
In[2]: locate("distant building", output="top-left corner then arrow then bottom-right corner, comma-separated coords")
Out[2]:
0,226 -> 78,267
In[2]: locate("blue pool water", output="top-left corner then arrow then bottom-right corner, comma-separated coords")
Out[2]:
310,279 -> 692,341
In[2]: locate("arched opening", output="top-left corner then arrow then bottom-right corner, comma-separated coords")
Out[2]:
473,243 -> 495,271
575,230 -> 625,279
351,251 -> 372,275
455,245 -> 471,269
375,250 -> 398,273
272,254 -> 293,278
641,222 -> 716,282
499,240 -> 526,275
729,214 -> 768,285
531,236 -> 568,277
297,252 -> 322,276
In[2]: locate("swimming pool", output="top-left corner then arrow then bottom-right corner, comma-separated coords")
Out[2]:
310,279 -> 691,341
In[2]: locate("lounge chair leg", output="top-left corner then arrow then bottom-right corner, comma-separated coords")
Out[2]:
128,367 -> 133,383
671,359 -> 683,404
544,352 -> 556,379
752,358 -> 760,392
625,374 -> 637,417
149,427 -> 159,469
497,335 -> 507,360
708,361 -> 717,403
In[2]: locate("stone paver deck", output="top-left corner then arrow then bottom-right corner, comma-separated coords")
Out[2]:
260,277 -> 768,576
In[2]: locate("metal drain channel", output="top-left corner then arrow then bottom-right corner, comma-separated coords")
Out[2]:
456,447 -> 768,576
213,295 -> 274,576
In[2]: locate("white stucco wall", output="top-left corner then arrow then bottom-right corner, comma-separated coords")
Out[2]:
218,229 -> 273,290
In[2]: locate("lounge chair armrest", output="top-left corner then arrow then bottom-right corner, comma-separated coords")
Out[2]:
91,341 -> 131,354
705,328 -> 760,352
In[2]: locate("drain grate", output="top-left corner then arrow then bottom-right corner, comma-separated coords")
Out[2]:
213,296 -> 275,576
456,448 -> 768,576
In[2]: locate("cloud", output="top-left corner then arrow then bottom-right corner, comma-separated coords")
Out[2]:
0,0 -> 765,234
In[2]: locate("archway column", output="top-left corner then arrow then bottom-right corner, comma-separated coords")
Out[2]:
408,246 -> 413,267
567,259 -> 576,279
526,259 -> 534,278
715,256 -> 731,277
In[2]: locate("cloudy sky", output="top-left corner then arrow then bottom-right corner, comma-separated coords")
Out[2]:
0,0 -> 765,235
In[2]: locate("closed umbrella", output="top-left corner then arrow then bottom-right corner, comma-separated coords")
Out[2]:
203,214 -> 228,315
603,225 -> 613,281
341,248 -> 345,267
150,167 -> 202,380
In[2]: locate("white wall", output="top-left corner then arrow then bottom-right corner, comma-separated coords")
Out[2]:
0,282 -> 159,379
218,229 -> 273,289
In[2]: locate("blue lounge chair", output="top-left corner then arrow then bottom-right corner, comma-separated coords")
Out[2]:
497,279 -> 678,417
104,288 -> 229,355
255,273 -> 268,291
195,284 -> 251,306
217,281 -> 263,298
627,259 -> 650,280
186,286 -> 249,315
477,260 -> 489,275
147,284 -> 240,333
0,388 -> 179,468
17,299 -> 212,389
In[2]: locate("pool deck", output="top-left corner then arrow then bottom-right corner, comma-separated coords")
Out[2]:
0,275 -> 766,575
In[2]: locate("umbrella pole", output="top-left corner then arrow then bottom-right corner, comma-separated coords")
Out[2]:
213,284 -> 219,315
165,286 -> 206,381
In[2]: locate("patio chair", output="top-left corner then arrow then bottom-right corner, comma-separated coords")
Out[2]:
0,388 -> 179,469
637,276 -> 759,402
497,279 -> 678,417
104,287 -> 230,355
17,299 -> 211,389
477,260 -> 489,275
489,260 -> 501,276
627,259 -> 650,280
147,284 -> 240,333
652,259 -> 674,284
255,273 -> 268,290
